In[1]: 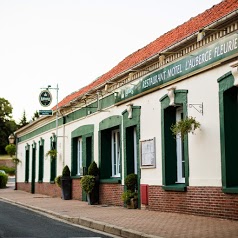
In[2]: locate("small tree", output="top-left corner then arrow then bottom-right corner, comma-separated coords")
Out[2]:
32,110 -> 40,121
5,144 -> 20,165
121,173 -> 138,208
19,110 -> 29,128
5,144 -> 16,157
55,175 -> 62,188
62,165 -> 71,177
80,175 -> 96,194
88,161 -> 99,176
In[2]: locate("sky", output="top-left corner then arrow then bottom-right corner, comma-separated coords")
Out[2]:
0,0 -> 221,123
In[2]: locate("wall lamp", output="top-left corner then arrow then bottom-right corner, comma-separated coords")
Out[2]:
197,28 -> 227,42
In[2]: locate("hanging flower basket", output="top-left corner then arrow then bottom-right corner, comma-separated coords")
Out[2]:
45,149 -> 57,159
170,116 -> 201,140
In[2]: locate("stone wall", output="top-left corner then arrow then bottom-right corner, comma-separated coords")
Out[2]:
0,159 -> 14,168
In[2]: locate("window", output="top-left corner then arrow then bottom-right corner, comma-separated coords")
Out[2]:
111,129 -> 120,177
38,139 -> 44,182
133,127 -> 138,174
77,137 -> 83,175
50,140 -> 56,182
160,90 -> 188,191
71,125 -> 94,177
25,145 -> 30,183
218,72 -> 238,193
176,107 -> 185,183
99,116 -> 122,181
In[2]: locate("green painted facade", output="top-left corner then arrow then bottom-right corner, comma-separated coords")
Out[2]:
115,32 -> 238,104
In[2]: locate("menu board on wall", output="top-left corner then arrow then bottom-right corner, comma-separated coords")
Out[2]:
140,138 -> 156,168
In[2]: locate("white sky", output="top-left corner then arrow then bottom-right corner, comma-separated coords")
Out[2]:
0,0 -> 221,123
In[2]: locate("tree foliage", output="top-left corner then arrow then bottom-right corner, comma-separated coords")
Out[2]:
18,110 -> 29,128
0,98 -> 18,154
32,110 -> 40,121
0,98 -> 13,121
5,144 -> 16,157
0,98 -> 40,154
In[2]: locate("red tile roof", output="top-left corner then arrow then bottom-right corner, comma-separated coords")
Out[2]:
54,0 -> 238,110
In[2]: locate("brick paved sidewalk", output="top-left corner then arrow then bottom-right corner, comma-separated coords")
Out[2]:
1,185 -> 238,238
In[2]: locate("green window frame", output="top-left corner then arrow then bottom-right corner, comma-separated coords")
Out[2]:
99,116 -> 122,183
38,138 -> 44,182
71,125 -> 94,177
31,142 -> 36,194
218,71 -> 238,193
160,90 -> 189,191
50,135 -> 57,183
25,144 -> 30,183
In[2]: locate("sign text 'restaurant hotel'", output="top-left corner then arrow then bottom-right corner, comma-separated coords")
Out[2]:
115,32 -> 238,103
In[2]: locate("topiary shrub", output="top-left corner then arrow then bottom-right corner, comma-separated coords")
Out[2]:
0,172 -> 8,188
55,175 -> 62,188
122,173 -> 138,209
88,161 -> 99,176
125,173 -> 138,191
61,165 -> 72,200
62,165 -> 70,177
5,144 -> 16,157
80,175 -> 95,194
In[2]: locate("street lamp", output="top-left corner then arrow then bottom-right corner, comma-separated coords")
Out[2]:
8,134 -> 15,144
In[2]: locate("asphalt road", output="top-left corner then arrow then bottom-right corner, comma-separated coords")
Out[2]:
0,200 -> 114,238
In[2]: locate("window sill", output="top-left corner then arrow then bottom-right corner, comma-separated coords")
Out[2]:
100,178 -> 121,184
222,186 -> 238,194
163,184 -> 187,191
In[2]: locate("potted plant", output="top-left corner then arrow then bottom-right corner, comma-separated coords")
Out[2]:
45,149 -> 57,159
61,165 -> 72,200
55,175 -> 62,188
80,175 -> 95,194
80,175 -> 96,204
80,161 -> 99,205
121,173 -> 138,209
170,116 -> 201,140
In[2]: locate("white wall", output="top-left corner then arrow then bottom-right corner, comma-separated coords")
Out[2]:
16,63 -> 230,187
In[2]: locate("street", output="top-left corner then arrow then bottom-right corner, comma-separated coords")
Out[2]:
0,200 -> 114,238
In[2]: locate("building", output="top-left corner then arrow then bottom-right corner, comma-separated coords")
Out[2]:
15,0 -> 238,220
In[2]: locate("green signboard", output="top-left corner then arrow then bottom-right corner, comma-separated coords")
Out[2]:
39,90 -> 52,107
39,110 -> 53,116
115,32 -> 238,103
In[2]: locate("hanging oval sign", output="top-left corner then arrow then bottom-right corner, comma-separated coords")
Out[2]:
39,90 -> 52,107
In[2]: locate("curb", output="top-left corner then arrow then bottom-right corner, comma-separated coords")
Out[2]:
0,197 -> 161,238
